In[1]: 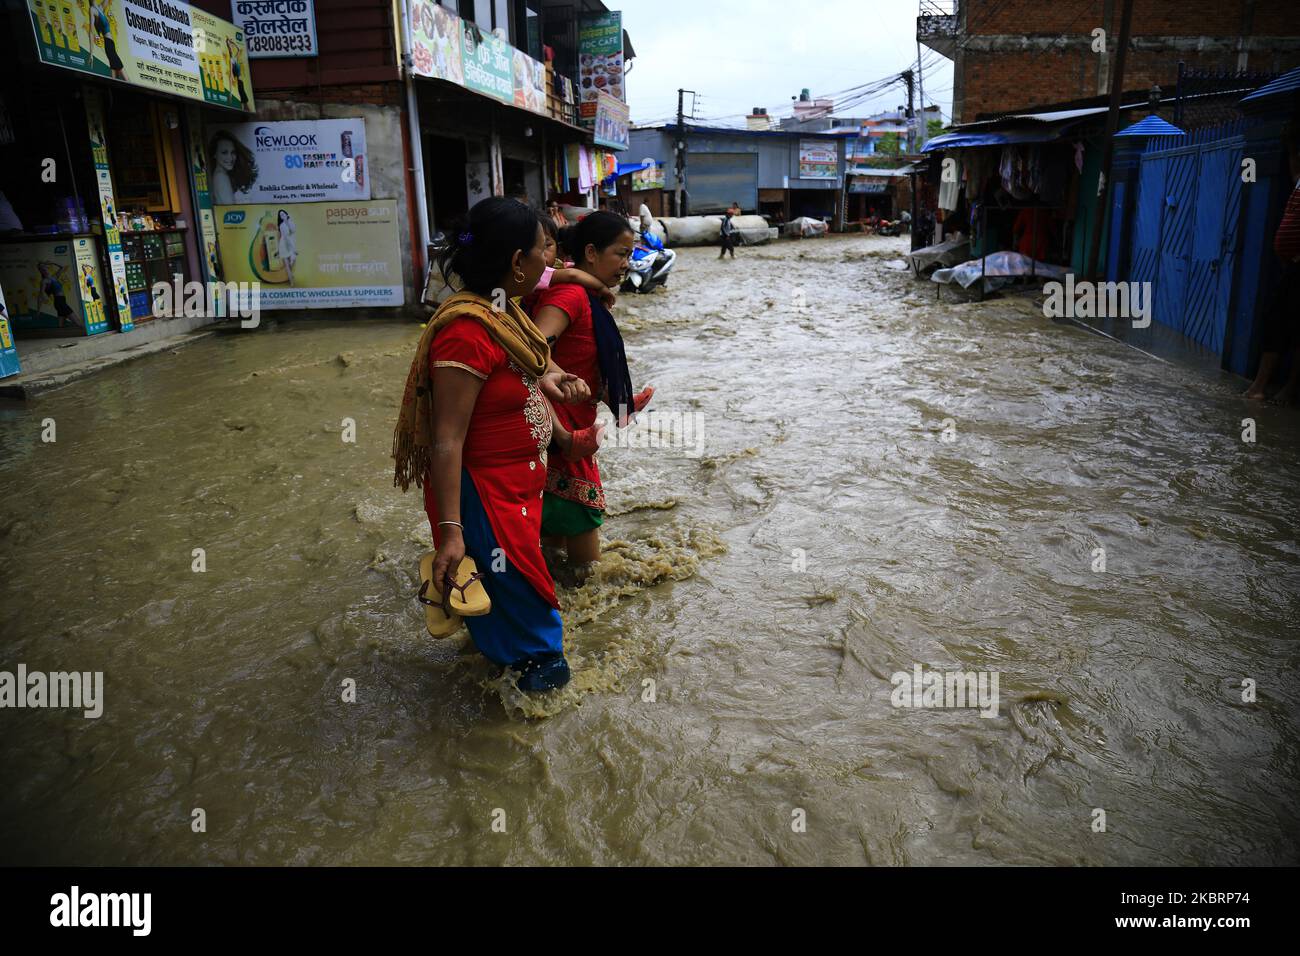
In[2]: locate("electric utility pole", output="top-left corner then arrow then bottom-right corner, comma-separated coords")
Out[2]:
675,88 -> 695,217
902,69 -> 915,154
916,40 -> 927,148
1085,0 -> 1135,281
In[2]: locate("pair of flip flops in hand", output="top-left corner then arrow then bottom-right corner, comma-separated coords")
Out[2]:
417,553 -> 490,637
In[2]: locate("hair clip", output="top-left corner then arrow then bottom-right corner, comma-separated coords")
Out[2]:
458,231 -> 473,245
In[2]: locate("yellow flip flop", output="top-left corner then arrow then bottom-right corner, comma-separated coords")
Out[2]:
418,551 -> 461,638
445,556 -> 491,617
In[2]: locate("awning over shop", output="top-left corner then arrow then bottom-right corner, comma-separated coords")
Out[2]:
610,160 -> 654,179
1238,67 -> 1300,110
923,101 -> 1148,152
923,126 -> 1079,151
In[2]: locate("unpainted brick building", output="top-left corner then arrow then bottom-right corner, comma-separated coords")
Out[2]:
917,0 -> 1300,123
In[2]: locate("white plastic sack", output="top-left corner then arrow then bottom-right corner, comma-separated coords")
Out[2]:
659,216 -> 721,245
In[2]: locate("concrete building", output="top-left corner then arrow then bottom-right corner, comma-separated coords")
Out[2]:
918,0 -> 1300,125
627,124 -> 845,223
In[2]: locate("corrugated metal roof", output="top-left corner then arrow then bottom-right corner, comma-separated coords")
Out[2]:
1239,67 -> 1300,107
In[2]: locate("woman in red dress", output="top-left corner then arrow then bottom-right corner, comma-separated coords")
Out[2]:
531,212 -> 653,566
392,198 -> 589,692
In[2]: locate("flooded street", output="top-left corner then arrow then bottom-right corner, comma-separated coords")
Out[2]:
2,232 -> 1299,866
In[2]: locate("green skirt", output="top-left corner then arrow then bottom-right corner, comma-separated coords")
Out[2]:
541,492 -> 604,537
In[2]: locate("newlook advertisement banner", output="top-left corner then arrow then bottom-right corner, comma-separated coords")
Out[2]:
204,118 -> 369,204
215,201 -> 402,309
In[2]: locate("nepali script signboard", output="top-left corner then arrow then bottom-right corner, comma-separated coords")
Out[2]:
408,0 -> 548,119
27,0 -> 254,112
230,0 -> 318,59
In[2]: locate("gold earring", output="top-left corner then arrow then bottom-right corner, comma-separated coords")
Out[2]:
514,269 -> 525,282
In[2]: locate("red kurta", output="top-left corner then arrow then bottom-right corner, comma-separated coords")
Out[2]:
533,283 -> 605,511
422,316 -> 558,609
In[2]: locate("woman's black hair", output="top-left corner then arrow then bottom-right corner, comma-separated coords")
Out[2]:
559,210 -> 634,263
437,196 -> 543,297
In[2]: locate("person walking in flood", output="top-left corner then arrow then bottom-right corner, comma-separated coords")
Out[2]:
719,206 -> 738,259
392,197 -> 592,693
531,212 -> 654,569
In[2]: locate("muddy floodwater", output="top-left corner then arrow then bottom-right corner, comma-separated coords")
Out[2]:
2,234 -> 1298,865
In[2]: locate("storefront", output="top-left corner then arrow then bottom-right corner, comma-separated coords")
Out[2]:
1,0 -> 254,377
405,0 -> 622,241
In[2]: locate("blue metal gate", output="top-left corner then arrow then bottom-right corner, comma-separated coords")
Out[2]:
1133,122 -> 1245,352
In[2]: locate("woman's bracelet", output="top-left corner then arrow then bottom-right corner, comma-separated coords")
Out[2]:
438,520 -> 464,531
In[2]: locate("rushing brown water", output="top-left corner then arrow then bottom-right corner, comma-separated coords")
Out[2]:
2,233 -> 1298,865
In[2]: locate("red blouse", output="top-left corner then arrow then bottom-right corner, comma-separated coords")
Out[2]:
422,316 -> 557,609
533,283 -> 605,511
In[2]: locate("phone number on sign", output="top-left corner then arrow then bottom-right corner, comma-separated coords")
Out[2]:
248,34 -> 314,55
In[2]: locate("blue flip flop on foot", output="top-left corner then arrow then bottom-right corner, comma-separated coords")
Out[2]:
515,655 -> 571,693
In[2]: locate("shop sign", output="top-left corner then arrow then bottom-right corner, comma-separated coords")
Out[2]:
0,239 -> 110,335
214,200 -> 403,309
577,11 -> 623,104
848,180 -> 889,194
187,103 -> 225,309
230,0 -> 318,59
798,139 -> 838,180
461,21 -> 513,104
204,118 -> 370,205
0,285 -> 22,379
26,0 -> 255,112
84,86 -> 132,331
579,91 -> 628,151
409,1 -> 556,119
632,161 -> 665,191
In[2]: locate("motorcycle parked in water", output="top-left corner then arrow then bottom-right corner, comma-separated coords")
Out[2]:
622,229 -> 676,293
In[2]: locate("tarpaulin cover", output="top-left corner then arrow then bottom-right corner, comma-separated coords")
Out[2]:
786,216 -> 828,238
931,251 -> 1070,292
906,234 -> 971,274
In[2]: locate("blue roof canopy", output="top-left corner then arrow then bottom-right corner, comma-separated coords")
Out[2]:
1116,115 -> 1185,138
922,126 -> 1074,152
1239,67 -> 1300,109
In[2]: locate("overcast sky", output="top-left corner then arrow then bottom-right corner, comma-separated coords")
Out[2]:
620,0 -> 955,128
